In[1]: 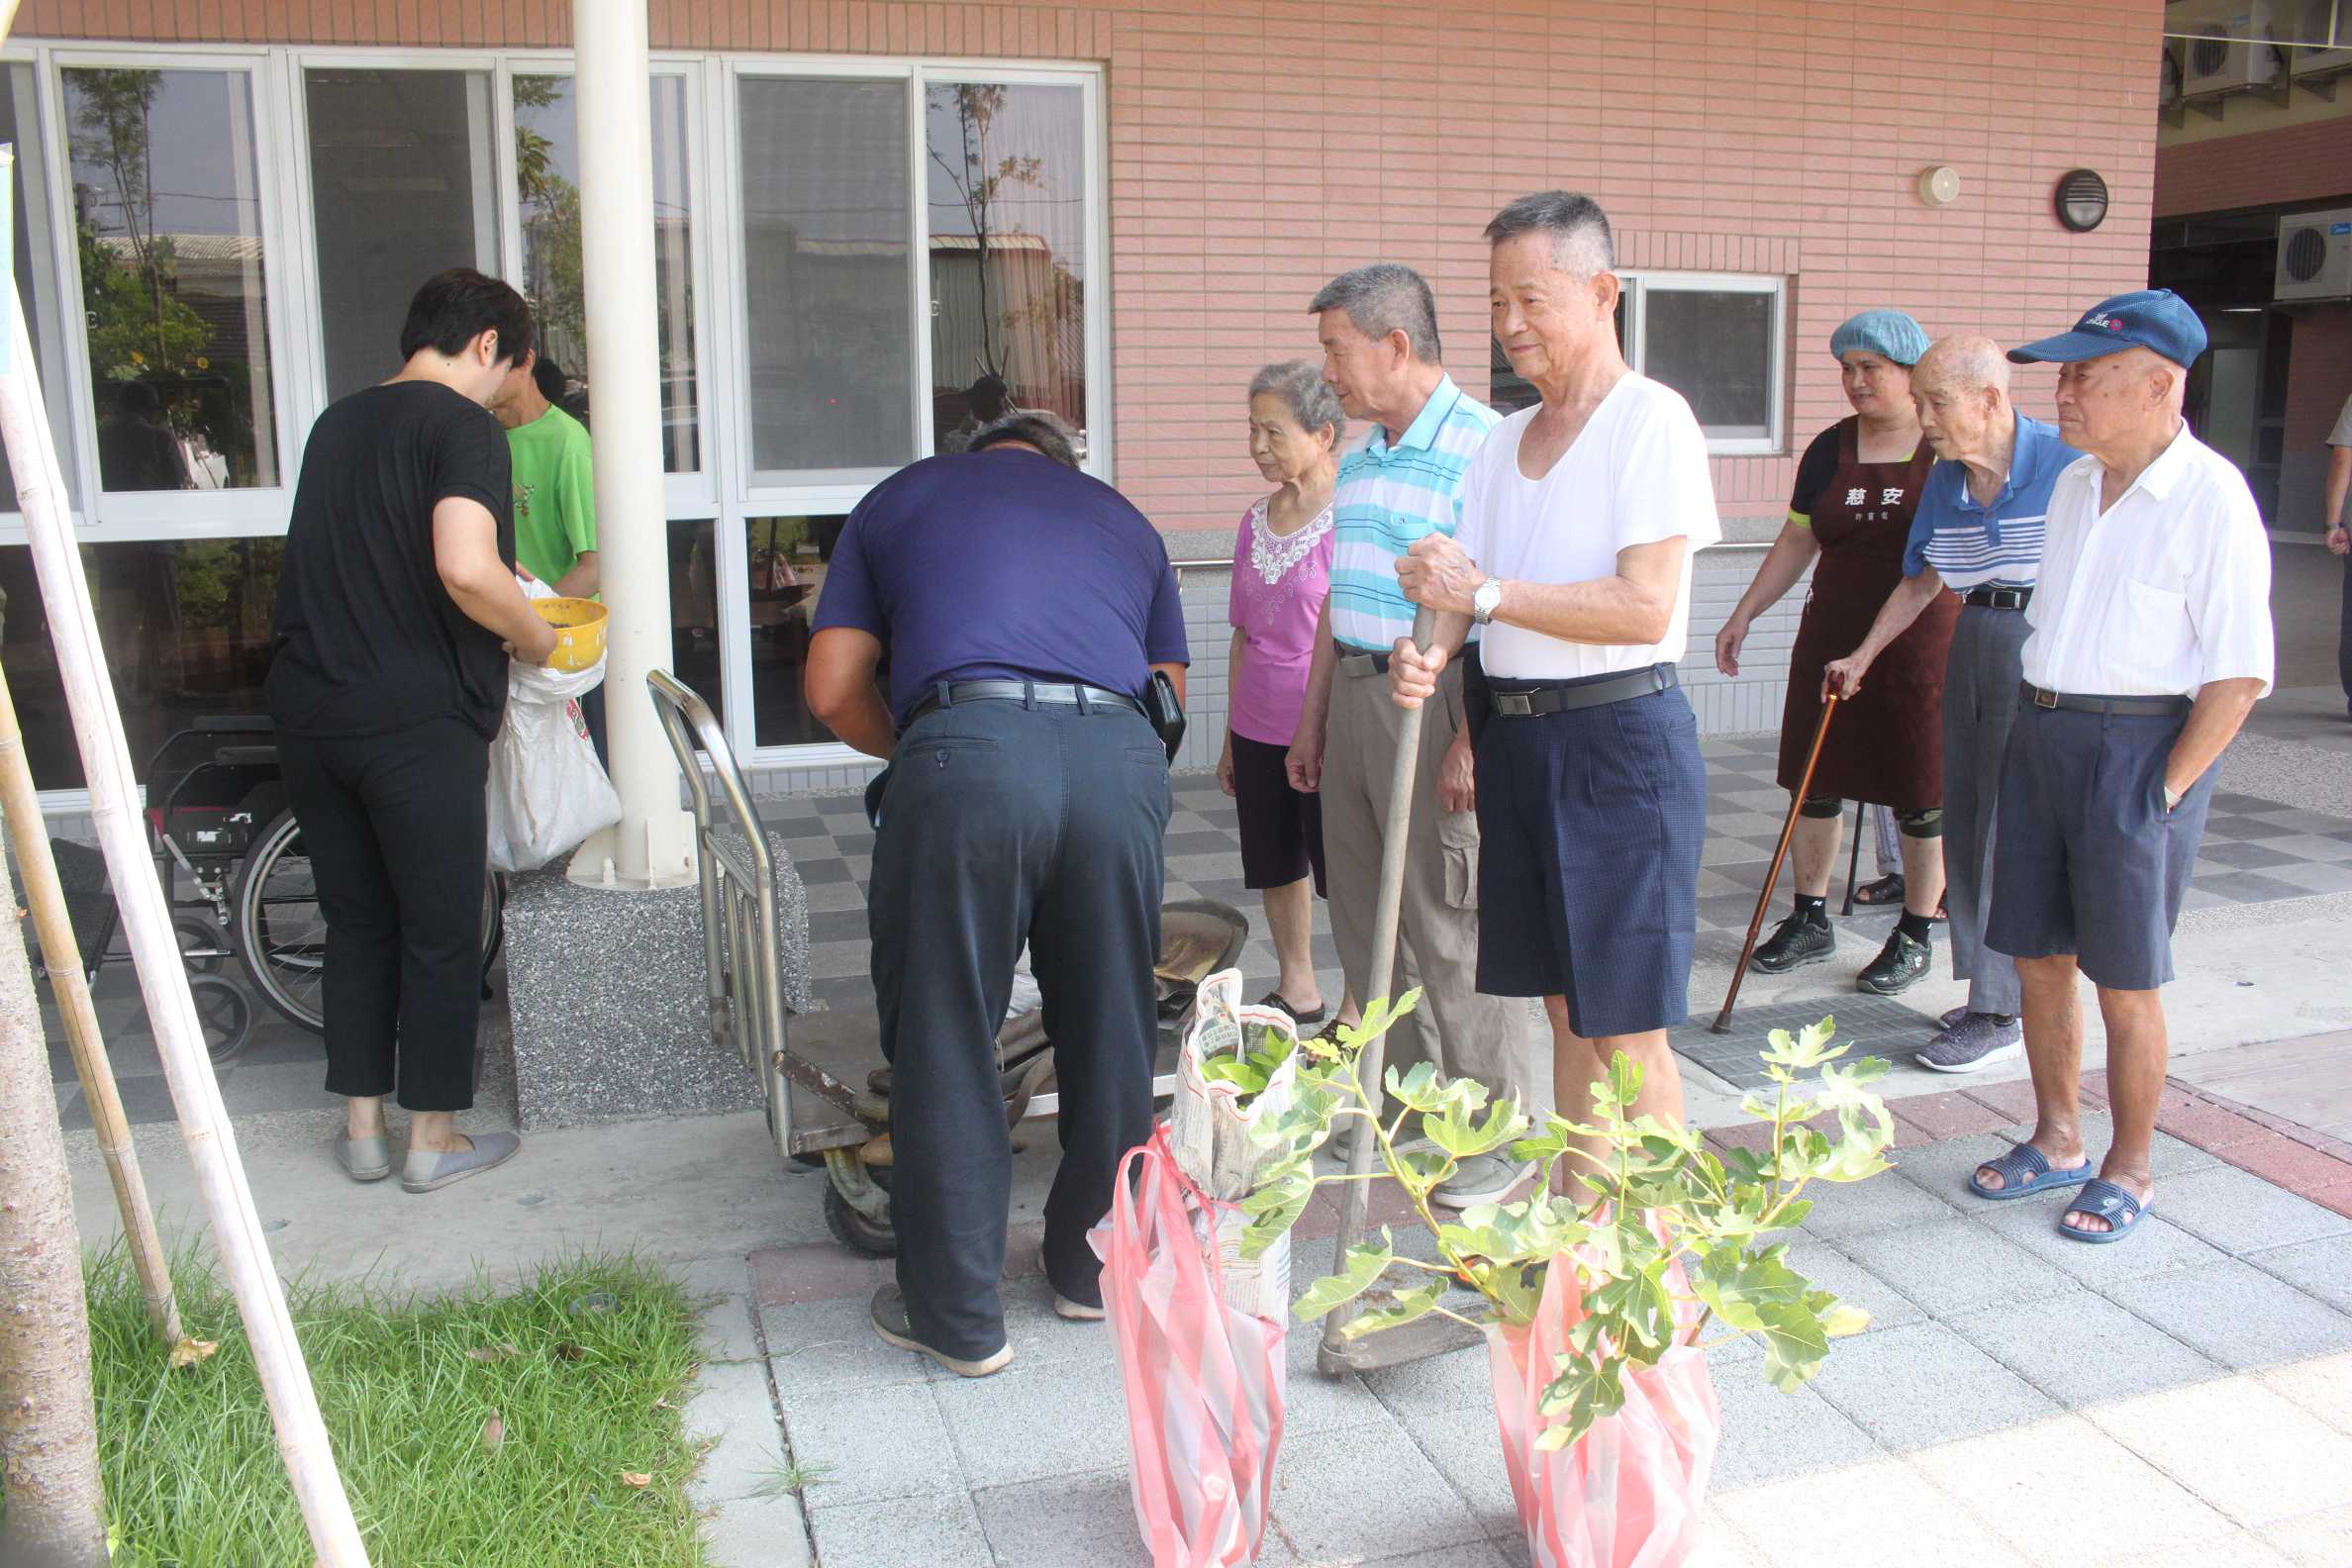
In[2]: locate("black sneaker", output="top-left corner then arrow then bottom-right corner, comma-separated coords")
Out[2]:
1749,913 -> 1834,973
1857,930 -> 1931,995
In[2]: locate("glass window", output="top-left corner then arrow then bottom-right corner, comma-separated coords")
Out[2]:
667,517 -> 725,721
513,73 -> 700,473
304,68 -> 498,402
738,77 -> 913,480
65,67 -> 281,492
2,63 -> 75,506
1640,287 -> 1775,442
925,82 -> 1088,456
739,515 -> 845,748
0,539 -> 284,792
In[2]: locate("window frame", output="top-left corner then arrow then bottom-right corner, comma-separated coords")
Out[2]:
1618,269 -> 1788,457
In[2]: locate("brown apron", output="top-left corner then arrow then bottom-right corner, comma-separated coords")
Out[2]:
1775,417 -> 1954,810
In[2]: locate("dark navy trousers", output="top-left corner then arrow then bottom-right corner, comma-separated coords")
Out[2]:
868,697 -> 1171,1360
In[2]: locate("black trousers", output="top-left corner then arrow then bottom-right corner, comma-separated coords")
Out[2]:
869,697 -> 1171,1360
2338,550 -> 2352,714
276,716 -> 490,1112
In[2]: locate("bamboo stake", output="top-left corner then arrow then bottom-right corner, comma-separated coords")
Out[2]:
0,291 -> 372,1565
0,666 -> 182,1343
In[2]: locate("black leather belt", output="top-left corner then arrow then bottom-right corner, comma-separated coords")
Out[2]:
1488,664 -> 1677,718
2021,683 -> 2191,718
1963,586 -> 2033,611
1336,647 -> 1393,678
904,680 -> 1144,727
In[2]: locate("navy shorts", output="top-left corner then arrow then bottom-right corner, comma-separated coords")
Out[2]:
1474,672 -> 1707,1037
1984,701 -> 2215,992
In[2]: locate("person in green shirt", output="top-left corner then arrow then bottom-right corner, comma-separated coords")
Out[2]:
491,346 -> 607,760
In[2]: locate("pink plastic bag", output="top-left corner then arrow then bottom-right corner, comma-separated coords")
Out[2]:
1089,1125 -> 1287,1568
1485,1252 -> 1720,1568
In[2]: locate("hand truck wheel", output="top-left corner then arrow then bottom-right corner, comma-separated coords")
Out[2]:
821,1153 -> 896,1258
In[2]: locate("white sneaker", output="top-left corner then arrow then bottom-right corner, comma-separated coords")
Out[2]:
1432,1153 -> 1535,1209
1051,1292 -> 1106,1322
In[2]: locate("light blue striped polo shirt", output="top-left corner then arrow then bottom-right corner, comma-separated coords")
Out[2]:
1903,412 -> 2080,591
1327,374 -> 1502,652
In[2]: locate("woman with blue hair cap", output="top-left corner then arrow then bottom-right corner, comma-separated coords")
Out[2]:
1715,308 -> 1956,995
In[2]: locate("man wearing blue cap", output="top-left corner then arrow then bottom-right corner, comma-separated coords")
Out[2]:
1964,289 -> 2273,1244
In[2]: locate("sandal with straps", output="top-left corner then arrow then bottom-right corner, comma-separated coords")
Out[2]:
1967,1142 -> 2095,1202
2060,1177 -> 2150,1244
1255,989 -> 1329,1029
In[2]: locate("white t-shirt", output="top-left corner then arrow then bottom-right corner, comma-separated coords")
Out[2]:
1453,374 -> 1722,680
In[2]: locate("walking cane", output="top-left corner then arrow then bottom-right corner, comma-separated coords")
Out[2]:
1839,798 -> 1865,917
1318,606 -> 1476,1375
1712,693 -> 1839,1034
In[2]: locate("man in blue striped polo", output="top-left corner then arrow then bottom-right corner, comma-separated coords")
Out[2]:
1824,334 -> 2081,1071
1285,262 -> 1528,1208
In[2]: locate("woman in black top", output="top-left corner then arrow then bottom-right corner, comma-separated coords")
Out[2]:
268,268 -> 558,1194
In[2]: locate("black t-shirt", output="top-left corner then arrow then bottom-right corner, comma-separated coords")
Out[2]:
266,381 -> 516,740
1786,421 -> 1845,523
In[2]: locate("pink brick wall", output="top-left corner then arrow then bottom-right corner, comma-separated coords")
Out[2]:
29,0 -> 2165,529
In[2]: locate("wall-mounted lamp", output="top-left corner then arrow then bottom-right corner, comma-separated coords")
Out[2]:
2054,169 -> 2109,233
1916,165 -> 1961,207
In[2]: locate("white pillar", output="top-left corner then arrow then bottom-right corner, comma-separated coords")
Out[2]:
568,0 -> 696,890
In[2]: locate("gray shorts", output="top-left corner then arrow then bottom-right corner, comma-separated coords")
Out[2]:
1984,698 -> 2214,991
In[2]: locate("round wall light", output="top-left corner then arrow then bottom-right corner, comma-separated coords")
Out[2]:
1916,165 -> 1962,207
2054,168 -> 2109,233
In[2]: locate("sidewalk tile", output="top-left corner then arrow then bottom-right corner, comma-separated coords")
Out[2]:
1881,1131 -> 2013,1202
698,1489 -> 814,1568
697,1292 -> 762,1366
805,1493 -> 992,1568
1358,1545 -> 1513,1567
1358,1340 -> 1493,1421
1963,1078 -> 2042,1123
1266,1420 -> 1480,1565
1986,1116 -> 2221,1179
1796,1171 -> 1965,1241
686,1359 -> 789,1504
1717,1457 -> 2026,1568
2257,1351 -> 2352,1437
2261,1503 -> 2352,1568
751,1243 -> 889,1309
2247,1233 -> 2352,1313
1945,1291 -> 2226,1408
781,1383 -> 963,1508
762,1296 -> 939,1400
933,1354 -> 1135,1490
1910,1413 -> 2230,1564
1778,1234 -> 1925,1332
1804,1321 -> 2056,1452
1501,1522 -> 1764,1568
2086,1380 -> 2352,1527
2218,1131 -> 2352,1200
2101,1261 -> 2352,1372
1977,1204 -> 2230,1285
2147,1166 -> 2352,1255
2161,1099 -> 2271,1151
1707,1375 -> 1881,1491
1282,1323 -> 1384,1437
1836,1219 -> 2079,1318
970,1468 -> 1280,1568
1403,1404 -> 1519,1537
1887,1090 -> 2010,1143
2092,1530 -> 2294,1568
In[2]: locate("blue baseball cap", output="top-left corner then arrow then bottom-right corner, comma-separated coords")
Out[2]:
2008,288 -> 2207,369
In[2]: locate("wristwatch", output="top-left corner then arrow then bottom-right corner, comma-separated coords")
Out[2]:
1470,576 -> 1504,627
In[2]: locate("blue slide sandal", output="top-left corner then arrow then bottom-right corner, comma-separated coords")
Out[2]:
1967,1142 -> 2095,1202
2059,1178 -> 2148,1244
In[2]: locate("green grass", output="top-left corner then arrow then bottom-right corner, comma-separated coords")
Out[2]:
84,1248 -> 709,1567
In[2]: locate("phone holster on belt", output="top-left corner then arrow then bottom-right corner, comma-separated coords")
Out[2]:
1141,670 -> 1187,763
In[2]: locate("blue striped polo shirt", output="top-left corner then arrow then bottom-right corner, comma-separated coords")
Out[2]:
1903,413 -> 2080,591
1327,374 -> 1501,652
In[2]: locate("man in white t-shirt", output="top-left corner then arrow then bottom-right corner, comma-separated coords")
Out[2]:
1393,191 -> 1719,1162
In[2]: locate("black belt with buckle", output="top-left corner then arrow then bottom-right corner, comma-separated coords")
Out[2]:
903,680 -> 1145,727
1488,664 -> 1676,719
1336,647 -> 1393,678
1963,586 -> 2033,611
2020,683 -> 2191,718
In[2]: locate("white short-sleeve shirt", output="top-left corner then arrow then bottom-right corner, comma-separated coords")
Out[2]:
2019,425 -> 2275,699
1453,374 -> 1722,680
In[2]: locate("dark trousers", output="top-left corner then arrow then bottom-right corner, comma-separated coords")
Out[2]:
2339,552 -> 2352,713
580,681 -> 609,769
277,716 -> 490,1112
869,697 -> 1171,1360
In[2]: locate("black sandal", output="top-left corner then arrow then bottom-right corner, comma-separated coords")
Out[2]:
1255,989 -> 1330,1029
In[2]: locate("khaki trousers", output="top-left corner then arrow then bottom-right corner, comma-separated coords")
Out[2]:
1319,659 -> 1527,1105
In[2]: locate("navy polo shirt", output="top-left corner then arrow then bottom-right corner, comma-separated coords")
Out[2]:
812,449 -> 1190,727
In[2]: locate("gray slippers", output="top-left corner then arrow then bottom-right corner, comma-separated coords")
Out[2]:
401,1131 -> 523,1194
333,1131 -> 393,1183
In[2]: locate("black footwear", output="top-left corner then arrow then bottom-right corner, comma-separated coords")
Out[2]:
1856,930 -> 1931,995
1850,872 -> 1906,907
1256,989 -> 1330,1029
1749,912 -> 1834,973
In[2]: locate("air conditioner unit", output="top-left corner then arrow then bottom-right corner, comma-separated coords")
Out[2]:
2286,0 -> 2352,73
2181,5 -> 2288,92
2276,208 -> 2352,300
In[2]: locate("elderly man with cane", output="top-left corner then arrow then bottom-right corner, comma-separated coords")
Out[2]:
1962,290 -> 2272,1242
1287,262 -> 1527,1208
1391,191 -> 1716,1163
1823,336 -> 2082,1072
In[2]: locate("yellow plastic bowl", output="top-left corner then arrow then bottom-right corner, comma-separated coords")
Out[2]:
533,596 -> 609,671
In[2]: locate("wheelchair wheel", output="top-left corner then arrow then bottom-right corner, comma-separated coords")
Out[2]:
174,913 -> 229,976
189,974 -> 253,1067
232,810 -> 507,1035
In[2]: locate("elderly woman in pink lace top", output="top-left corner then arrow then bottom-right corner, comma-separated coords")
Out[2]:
1218,361 -> 1348,1028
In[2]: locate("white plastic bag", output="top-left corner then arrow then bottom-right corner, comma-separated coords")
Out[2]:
486,648 -> 620,874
